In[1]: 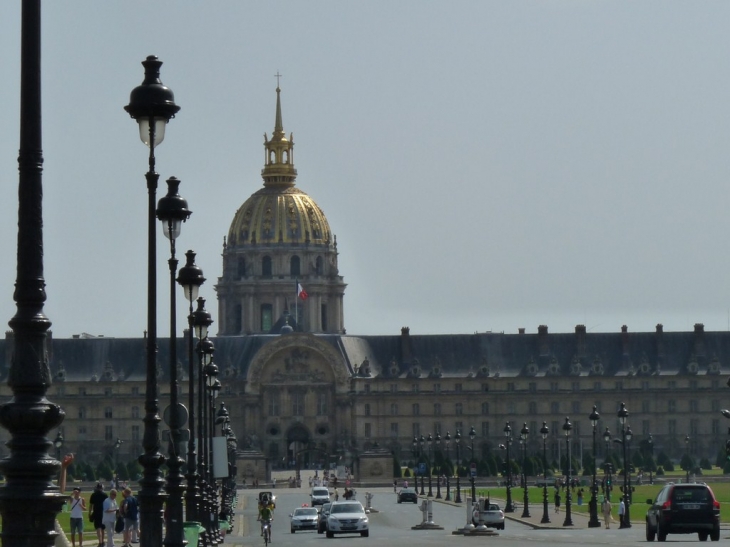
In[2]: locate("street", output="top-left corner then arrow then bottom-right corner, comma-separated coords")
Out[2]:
221,485 -> 671,547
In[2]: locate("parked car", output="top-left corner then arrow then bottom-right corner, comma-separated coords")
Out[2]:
326,501 -> 369,538
290,507 -> 319,533
311,486 -> 331,506
534,477 -> 556,488
397,487 -> 418,504
645,483 -> 720,542
471,500 -> 505,530
317,502 -> 332,534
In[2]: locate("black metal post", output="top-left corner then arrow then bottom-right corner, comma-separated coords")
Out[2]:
503,423 -> 514,512
562,417 -> 573,527
617,402 -> 631,528
648,434 -> 653,485
178,259 -> 206,524
540,422 -> 550,524
455,430 -> 462,503
427,433 -> 433,497
419,435 -> 425,495
158,177 -> 191,547
469,426 -> 476,502
435,432 -> 441,499
685,435 -> 690,483
444,432 -> 451,501
125,55 -> 180,547
520,423 -> 530,518
0,4 -> 67,546
588,406 -> 601,528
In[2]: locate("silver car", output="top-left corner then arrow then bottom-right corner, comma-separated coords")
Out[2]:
326,501 -> 369,538
290,507 -> 319,533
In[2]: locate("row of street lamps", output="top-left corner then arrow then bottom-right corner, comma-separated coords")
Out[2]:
408,403 -> 633,530
125,55 -> 236,547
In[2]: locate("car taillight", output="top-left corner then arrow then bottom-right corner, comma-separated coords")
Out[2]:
661,501 -> 671,510
713,500 -> 720,510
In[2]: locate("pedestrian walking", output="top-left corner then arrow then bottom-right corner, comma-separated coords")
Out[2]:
618,498 -> 626,528
602,497 -> 612,529
554,489 -> 561,513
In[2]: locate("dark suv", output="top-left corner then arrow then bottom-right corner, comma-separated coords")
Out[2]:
646,483 -> 720,542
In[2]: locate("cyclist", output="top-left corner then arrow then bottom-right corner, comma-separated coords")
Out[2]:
258,496 -> 274,540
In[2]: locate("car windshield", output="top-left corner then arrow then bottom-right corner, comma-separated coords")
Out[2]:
402,488 -> 415,493
294,508 -> 318,516
313,489 -> 329,496
331,503 -> 364,514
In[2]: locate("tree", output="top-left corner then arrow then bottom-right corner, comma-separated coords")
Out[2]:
680,453 -> 696,473
392,456 -> 402,478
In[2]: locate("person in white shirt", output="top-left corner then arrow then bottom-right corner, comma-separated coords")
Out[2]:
102,490 -> 119,547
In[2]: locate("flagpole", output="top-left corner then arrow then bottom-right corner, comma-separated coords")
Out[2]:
295,278 -> 298,331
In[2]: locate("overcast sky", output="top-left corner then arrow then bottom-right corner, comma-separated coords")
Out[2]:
1,1 -> 730,339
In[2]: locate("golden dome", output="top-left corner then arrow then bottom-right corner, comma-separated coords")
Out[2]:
227,186 -> 332,246
226,86 -> 333,248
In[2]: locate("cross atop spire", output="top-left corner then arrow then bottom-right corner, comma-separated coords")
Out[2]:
275,71 -> 282,89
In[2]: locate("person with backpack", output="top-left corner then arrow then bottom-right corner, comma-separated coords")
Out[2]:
120,488 -> 138,547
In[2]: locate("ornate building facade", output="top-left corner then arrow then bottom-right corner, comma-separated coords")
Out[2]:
0,89 -> 728,481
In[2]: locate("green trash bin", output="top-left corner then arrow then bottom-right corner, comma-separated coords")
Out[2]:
183,522 -> 204,547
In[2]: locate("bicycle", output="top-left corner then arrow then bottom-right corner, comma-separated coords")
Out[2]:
262,519 -> 272,545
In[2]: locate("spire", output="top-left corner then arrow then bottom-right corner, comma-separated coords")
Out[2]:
261,82 -> 297,188
274,86 -> 284,136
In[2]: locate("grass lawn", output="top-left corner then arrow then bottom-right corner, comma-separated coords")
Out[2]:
477,476 -> 730,523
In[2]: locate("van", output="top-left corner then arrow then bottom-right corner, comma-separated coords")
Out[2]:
310,487 -> 331,506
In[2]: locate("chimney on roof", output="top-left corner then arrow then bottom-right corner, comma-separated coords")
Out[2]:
693,323 -> 706,358
400,326 -> 412,365
538,325 -> 549,356
621,325 -> 629,356
518,328 -> 525,334
655,323 -> 665,368
575,325 -> 586,358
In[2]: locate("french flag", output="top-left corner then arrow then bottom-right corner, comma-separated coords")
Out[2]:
297,281 -> 308,300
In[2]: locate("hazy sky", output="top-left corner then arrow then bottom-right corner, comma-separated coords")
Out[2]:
2,1 -> 730,339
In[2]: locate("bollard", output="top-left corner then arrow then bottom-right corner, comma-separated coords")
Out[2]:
420,500 -> 428,524
427,499 -> 434,525
464,497 -> 476,530
475,497 -> 488,531
365,492 -> 374,513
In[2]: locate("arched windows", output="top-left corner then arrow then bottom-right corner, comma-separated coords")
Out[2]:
290,255 -> 301,276
262,256 -> 272,277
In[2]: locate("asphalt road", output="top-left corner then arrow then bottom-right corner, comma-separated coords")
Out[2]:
221,486 -> 666,547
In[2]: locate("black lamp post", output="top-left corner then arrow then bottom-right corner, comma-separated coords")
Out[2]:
125,54 -> 180,547
617,402 -> 631,529
562,417 -> 573,527
588,406 -> 601,528
469,426 -> 476,502
520,422 -> 530,518
113,438 -> 123,482
176,257 -> 206,522
503,422 -> 514,512
0,4 -> 67,546
419,435 -> 425,495
198,339 -> 215,545
685,435 -> 690,483
411,436 -> 418,494
204,362 -> 220,542
435,432 -> 442,499
603,427 -> 612,501
540,422 -> 550,524
157,176 -> 191,547
455,430 -> 462,503
444,432 -> 451,501
209,380 -> 223,543
54,431 -> 65,464
427,433 -> 433,497
647,434 -> 654,485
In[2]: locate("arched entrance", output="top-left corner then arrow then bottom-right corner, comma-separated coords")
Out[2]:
286,423 -> 311,469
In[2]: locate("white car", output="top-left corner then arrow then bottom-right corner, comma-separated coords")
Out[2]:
326,501 -> 369,538
472,501 -> 505,530
290,507 -> 319,533
310,486 -> 331,506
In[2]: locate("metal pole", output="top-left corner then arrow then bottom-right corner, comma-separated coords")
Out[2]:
563,418 -> 573,527
505,440 -> 513,512
184,297 -> 198,521
0,4 -> 67,546
540,422 -> 550,524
